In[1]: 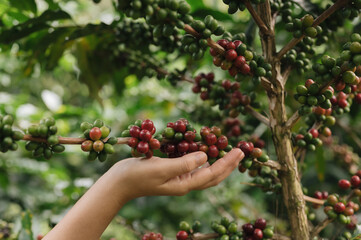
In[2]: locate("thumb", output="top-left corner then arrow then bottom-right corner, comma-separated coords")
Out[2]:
164,151 -> 208,177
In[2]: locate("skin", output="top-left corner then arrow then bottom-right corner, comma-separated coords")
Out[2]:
43,149 -> 244,240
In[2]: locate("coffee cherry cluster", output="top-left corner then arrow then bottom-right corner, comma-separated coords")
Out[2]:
223,118 -> 242,139
142,232 -> 163,240
210,217 -> 242,239
198,126 -> 232,164
237,140 -> 269,163
211,39 -> 271,79
250,166 -> 281,193
222,0 -> 266,14
312,191 -> 329,209
122,119 -> 160,158
293,128 -> 322,151
241,218 -> 274,240
81,120 -> 116,162
176,220 -> 201,240
285,14 -> 320,39
25,117 -> 65,159
191,73 -> 258,118
271,0 -> 294,23
181,15 -> 224,60
294,79 -> 333,116
324,194 -> 358,226
0,114 -> 24,153
282,49 -> 312,74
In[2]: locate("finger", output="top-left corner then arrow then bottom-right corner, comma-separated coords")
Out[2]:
163,151 -> 208,177
190,148 -> 244,190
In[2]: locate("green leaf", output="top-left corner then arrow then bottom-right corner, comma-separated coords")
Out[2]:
0,10 -> 71,44
10,0 -> 37,14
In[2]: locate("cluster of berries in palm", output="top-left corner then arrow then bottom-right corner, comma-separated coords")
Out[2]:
122,119 -> 160,158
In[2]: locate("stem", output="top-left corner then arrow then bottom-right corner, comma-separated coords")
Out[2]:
245,105 -> 270,126
303,195 -> 325,205
309,218 -> 334,239
253,159 -> 283,170
244,0 -> 270,35
257,0 -> 310,238
276,0 -> 350,60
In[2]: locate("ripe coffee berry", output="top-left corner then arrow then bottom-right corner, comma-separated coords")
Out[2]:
208,145 -> 219,158
128,137 -> 138,148
351,175 -> 361,187
142,232 -> 163,240
174,120 -> 187,133
137,141 -> 149,154
141,119 -> 154,131
139,129 -> 152,141
334,202 -> 346,213
339,179 -> 351,189
176,230 -> 188,240
177,141 -> 190,153
216,136 -> 228,150
204,133 -> 217,145
254,218 -> 267,230
81,140 -> 93,152
129,126 -> 141,138
253,229 -> 263,240
149,138 -> 160,150
242,223 -> 254,235
89,127 -> 102,140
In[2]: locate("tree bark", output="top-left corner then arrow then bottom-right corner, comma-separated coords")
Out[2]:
257,1 -> 310,239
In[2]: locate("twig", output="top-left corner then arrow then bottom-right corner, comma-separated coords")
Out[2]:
253,159 -> 283,170
304,195 -> 325,205
285,110 -> 300,129
309,218 -> 333,238
336,121 -> 361,150
276,0 -> 350,59
245,105 -> 270,126
244,0 -> 270,35
184,24 -> 225,55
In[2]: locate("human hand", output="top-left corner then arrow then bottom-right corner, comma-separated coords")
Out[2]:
110,148 -> 244,202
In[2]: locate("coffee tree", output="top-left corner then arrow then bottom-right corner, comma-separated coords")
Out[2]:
1,0 -> 361,239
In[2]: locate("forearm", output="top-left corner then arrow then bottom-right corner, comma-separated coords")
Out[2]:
43,166 -> 129,240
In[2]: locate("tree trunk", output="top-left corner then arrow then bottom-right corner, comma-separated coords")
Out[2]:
257,1 -> 310,239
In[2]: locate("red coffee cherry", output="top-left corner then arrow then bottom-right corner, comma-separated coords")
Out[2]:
216,135 -> 228,150
355,93 -> 361,104
204,133 -> 217,145
344,207 -> 355,216
141,119 -> 154,131
176,230 -> 188,240
149,138 -> 160,150
93,140 -> 104,152
89,127 -> 102,140
189,142 -> 199,152
334,202 -> 346,213
174,120 -> 187,133
237,141 -> 253,157
234,56 -> 246,68
305,79 -> 315,88
208,145 -> 219,158
254,218 -> 267,230
339,179 -> 351,189
137,141 -> 149,154
129,126 -> 141,138
351,175 -> 361,187
253,229 -> 263,240
242,223 -> 254,235
309,129 -> 319,138
225,49 -> 237,61
128,137 -> 139,148
314,191 -> 323,199
139,129 -> 152,142
251,148 -> 262,158
184,131 -> 196,142
177,141 -> 190,153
